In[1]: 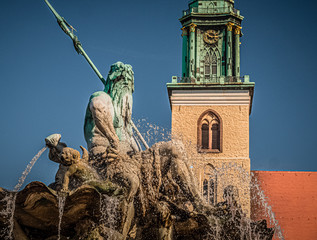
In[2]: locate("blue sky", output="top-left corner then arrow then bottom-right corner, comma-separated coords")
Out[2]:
0,0 -> 316,190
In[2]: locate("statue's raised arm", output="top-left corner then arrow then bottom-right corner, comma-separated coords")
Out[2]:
44,0 -> 148,150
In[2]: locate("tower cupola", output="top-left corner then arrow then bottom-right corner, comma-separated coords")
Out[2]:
180,0 -> 244,82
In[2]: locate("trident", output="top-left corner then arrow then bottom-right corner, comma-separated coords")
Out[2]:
44,0 -> 149,149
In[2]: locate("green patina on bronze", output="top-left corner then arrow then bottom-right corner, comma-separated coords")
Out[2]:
84,62 -> 135,147
44,0 -> 148,150
179,0 -> 244,80
168,0 -> 255,115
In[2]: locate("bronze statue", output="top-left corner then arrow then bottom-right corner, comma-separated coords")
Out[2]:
45,134 -> 101,192
84,62 -> 140,159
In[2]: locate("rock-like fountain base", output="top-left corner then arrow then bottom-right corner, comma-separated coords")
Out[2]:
0,142 -> 274,240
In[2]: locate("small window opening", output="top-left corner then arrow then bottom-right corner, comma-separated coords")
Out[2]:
212,53 -> 217,75
202,124 -> 209,149
203,179 -> 208,201
211,124 -> 220,150
209,179 -> 215,205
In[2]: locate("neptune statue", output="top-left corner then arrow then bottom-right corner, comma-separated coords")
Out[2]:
0,2 -> 276,240
84,62 -> 140,160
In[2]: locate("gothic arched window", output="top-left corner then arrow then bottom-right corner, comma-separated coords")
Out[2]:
197,110 -> 222,152
209,179 -> 215,205
204,51 -> 218,82
206,2 -> 216,14
202,164 -> 217,205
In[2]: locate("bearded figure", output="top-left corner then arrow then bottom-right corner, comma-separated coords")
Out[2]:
84,62 -> 140,161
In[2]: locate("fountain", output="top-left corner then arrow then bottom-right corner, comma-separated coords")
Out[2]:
0,62 -> 275,239
57,194 -> 66,240
0,1 -> 276,239
0,147 -> 47,240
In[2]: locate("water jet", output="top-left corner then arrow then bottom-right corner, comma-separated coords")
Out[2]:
0,0 -> 278,239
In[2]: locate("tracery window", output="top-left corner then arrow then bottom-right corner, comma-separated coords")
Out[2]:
208,179 -> 215,205
197,110 -> 222,152
204,51 -> 218,81
202,164 -> 217,205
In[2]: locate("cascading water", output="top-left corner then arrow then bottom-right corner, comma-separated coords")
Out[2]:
0,123 -> 279,239
134,119 -> 171,148
131,124 -> 277,239
2,146 -> 47,240
57,194 -> 66,240
206,161 -> 284,240
134,121 -> 281,238
99,194 -> 119,239
0,194 -> 15,240
13,147 -> 47,192
251,171 -> 284,240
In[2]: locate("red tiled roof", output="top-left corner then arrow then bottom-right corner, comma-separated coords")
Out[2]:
251,171 -> 317,240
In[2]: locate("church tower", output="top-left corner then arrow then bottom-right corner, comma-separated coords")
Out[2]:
167,0 -> 254,215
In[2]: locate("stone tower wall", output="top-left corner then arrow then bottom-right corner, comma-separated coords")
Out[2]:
171,100 -> 251,215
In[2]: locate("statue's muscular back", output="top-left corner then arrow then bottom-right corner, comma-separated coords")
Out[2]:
84,62 -> 139,158
84,91 -> 116,156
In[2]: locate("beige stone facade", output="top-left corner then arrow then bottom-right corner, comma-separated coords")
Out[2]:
169,89 -> 252,215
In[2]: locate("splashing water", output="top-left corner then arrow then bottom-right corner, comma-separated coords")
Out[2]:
135,122 -> 283,239
0,123 -> 283,239
13,147 -> 48,192
250,171 -> 284,240
204,162 -> 284,240
3,147 -> 47,240
57,194 -> 66,240
0,193 -> 16,240
134,119 -> 171,148
99,194 -> 119,239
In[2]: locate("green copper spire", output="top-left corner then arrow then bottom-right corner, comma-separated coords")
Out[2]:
167,0 -> 254,115
178,0 -> 246,84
